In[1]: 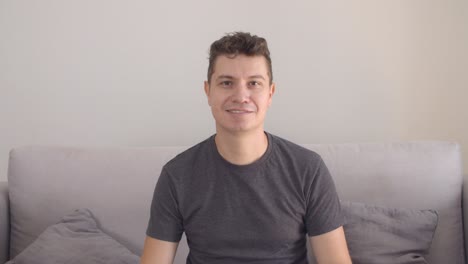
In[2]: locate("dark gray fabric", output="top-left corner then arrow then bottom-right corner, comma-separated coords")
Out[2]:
147,132 -> 344,264
6,208 -> 139,264
342,201 -> 438,264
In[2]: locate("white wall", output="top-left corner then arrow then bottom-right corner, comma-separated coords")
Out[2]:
1,0 -> 467,181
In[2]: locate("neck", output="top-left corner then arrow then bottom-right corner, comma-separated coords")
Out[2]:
214,130 -> 268,165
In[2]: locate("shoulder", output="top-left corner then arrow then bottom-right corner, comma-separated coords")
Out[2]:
163,135 -> 214,175
268,133 -> 323,166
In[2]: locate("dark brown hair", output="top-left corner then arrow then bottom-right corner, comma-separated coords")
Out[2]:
207,32 -> 273,84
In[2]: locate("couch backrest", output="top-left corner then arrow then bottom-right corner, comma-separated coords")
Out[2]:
305,142 -> 465,263
8,146 -> 187,260
7,141 -> 465,263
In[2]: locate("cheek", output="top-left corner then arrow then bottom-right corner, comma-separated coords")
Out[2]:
211,94 -> 230,108
208,97 -> 222,110
255,95 -> 271,107
267,96 -> 273,107
207,93 -> 219,107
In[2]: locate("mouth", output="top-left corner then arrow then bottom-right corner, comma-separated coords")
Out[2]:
226,109 -> 255,114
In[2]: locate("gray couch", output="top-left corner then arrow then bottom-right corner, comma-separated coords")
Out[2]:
0,141 -> 466,263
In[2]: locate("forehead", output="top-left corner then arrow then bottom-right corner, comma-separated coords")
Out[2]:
212,54 -> 269,78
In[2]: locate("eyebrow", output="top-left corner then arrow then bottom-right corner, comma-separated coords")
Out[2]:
216,75 -> 234,80
215,75 -> 266,80
248,75 -> 266,80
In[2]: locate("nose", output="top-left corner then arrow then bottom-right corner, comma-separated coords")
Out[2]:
231,83 -> 250,103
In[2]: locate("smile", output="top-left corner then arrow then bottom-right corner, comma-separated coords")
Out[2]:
226,109 -> 254,114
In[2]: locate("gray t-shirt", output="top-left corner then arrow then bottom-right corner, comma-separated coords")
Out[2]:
146,133 -> 344,264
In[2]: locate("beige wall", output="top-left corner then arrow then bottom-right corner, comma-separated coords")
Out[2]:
1,0 -> 467,181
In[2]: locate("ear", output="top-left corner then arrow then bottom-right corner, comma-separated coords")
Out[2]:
267,82 -> 276,107
204,81 -> 211,106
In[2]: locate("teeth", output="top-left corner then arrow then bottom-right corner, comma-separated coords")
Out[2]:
228,110 -> 248,113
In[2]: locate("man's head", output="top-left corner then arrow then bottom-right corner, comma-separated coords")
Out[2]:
207,32 -> 273,85
204,32 -> 275,135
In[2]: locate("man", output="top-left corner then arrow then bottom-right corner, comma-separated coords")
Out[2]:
141,32 -> 351,264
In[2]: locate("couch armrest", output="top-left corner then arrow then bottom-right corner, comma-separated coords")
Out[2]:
0,181 -> 9,263
464,174 -> 468,263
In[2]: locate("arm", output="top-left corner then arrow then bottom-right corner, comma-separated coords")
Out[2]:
309,226 -> 352,264
140,236 -> 178,264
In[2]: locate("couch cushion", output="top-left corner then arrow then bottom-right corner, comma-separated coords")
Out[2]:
342,201 -> 438,263
6,208 -> 139,264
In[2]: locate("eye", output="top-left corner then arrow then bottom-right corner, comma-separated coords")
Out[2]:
219,81 -> 233,87
248,81 -> 262,87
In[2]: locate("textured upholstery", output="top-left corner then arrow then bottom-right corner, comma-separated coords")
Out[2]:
5,141 -> 466,263
0,181 -> 9,263
304,142 -> 465,263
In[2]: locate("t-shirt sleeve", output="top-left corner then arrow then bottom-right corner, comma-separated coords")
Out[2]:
146,167 -> 184,242
305,157 -> 344,237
